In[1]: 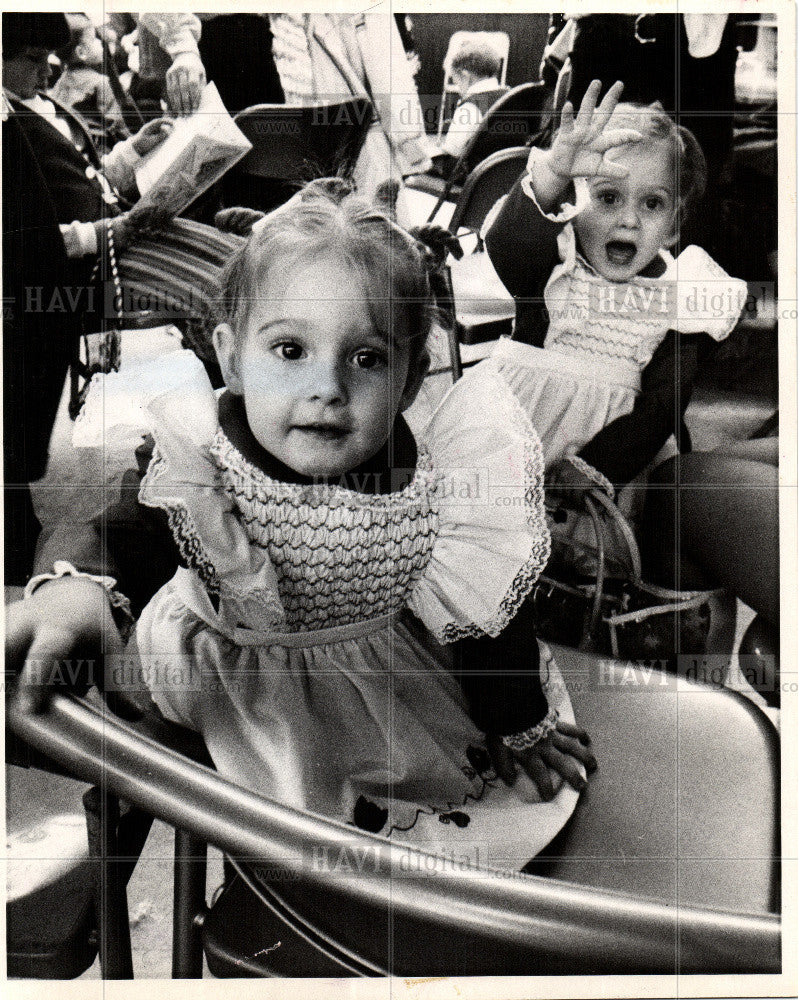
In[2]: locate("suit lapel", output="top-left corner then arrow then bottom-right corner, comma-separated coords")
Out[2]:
8,93 -> 101,167
45,94 -> 102,166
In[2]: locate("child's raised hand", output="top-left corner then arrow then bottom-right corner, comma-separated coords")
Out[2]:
486,719 -> 597,800
6,578 -> 125,715
531,81 -> 642,211
549,80 -> 642,181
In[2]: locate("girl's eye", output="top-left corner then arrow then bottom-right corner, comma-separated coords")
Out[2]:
274,342 -> 304,361
645,196 -> 664,211
596,191 -> 617,206
353,350 -> 384,370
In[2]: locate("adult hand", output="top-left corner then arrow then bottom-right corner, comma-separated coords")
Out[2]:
487,719 -> 596,800
165,51 -> 206,116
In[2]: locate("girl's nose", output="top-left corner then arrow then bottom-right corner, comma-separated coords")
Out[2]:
307,361 -> 347,405
618,203 -> 640,229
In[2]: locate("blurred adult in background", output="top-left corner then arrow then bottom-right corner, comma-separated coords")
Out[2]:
2,12 -> 243,443
133,13 -> 285,118
50,12 -> 128,152
3,13 -> 173,270
2,15 -> 77,583
269,13 -> 431,208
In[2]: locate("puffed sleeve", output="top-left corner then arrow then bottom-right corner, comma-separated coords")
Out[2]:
407,364 -> 550,642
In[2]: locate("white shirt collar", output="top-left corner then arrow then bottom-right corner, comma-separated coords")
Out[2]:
463,77 -> 502,100
18,92 -> 76,144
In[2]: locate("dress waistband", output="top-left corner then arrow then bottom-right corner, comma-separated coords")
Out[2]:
232,612 -> 402,648
492,338 -> 641,393
172,567 -> 401,648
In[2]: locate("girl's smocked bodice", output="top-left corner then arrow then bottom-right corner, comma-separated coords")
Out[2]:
544,259 -> 679,370
543,244 -> 745,373
137,351 -> 551,645
210,431 -> 439,631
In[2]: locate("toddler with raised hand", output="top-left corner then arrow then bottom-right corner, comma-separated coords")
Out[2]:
481,80 -> 747,515
9,180 -> 594,860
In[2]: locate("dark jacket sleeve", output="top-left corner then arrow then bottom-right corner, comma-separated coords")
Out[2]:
577,331 -> 708,487
34,437 -> 182,616
484,175 -> 567,348
452,600 -> 549,736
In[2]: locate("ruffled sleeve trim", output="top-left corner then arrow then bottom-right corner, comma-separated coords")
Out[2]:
407,366 -> 551,642
137,358 -> 286,633
520,147 -> 591,223
669,244 -> 748,340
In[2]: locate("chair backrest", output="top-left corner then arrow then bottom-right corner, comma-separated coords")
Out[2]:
438,31 -> 510,137
457,81 -> 548,178
448,146 -> 529,236
224,98 -> 373,211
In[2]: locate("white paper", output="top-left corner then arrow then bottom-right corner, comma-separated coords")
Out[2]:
133,80 -> 251,215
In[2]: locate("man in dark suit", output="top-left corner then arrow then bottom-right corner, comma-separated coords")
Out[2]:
2,13 -> 78,582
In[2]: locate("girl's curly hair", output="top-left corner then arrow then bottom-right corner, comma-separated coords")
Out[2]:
215,178 -> 446,376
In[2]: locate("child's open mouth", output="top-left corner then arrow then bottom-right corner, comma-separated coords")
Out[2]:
605,241 -> 637,267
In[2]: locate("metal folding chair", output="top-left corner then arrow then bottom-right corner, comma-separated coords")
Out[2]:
405,82 -> 547,223
6,652 -> 780,979
222,98 -> 373,213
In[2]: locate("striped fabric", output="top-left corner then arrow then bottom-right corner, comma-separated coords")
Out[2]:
115,218 -> 245,360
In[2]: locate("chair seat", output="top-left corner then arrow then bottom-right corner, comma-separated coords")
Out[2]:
448,250 -> 515,343
527,647 -> 779,914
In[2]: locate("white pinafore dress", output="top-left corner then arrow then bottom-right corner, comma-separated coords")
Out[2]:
464,224 -> 747,570
131,354 -> 581,867
486,238 -> 746,471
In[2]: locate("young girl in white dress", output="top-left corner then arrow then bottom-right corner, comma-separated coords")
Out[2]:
12,181 -> 595,863
478,81 -> 747,518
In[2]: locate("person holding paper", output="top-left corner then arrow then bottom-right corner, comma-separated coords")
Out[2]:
135,13 -> 206,118
2,13 -> 175,260
2,13 -> 246,388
